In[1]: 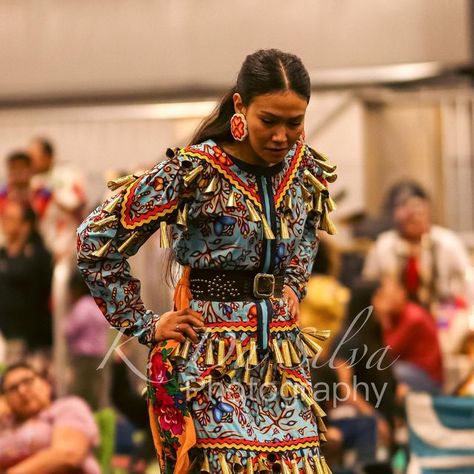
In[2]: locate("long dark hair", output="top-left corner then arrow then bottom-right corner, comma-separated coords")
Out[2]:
189,49 -> 311,145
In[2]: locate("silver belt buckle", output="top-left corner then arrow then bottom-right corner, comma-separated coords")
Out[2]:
253,273 -> 275,298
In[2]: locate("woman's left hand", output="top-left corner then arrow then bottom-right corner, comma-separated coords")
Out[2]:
283,285 -> 300,321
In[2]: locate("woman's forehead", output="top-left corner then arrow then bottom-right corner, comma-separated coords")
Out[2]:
250,90 -> 308,116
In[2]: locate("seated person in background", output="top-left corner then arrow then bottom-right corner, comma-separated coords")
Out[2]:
0,363 -> 100,473
363,185 -> 469,312
299,238 -> 350,355
372,278 -> 443,395
0,202 -> 53,355
64,270 -> 110,410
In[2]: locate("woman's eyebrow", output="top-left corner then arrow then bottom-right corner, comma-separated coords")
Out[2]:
259,111 -> 305,120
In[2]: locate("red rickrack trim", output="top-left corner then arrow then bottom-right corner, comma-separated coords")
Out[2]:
195,436 -> 320,451
120,179 -> 179,229
274,142 -> 305,209
184,144 -> 262,210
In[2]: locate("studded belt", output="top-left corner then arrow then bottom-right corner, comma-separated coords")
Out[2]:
189,269 -> 284,301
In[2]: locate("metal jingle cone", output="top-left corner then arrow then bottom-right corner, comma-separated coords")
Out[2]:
301,333 -> 323,355
200,453 -> 211,474
283,194 -> 293,215
257,457 -> 271,473
319,432 -> 327,443
325,195 -> 337,212
280,215 -> 290,240
281,340 -> 292,367
246,458 -> 255,474
166,147 -> 179,159
179,338 -> 192,359
312,456 -> 325,474
297,385 -> 316,408
203,175 -> 218,194
314,193 -> 324,215
320,209 -> 337,235
301,185 -> 313,203
290,456 -> 300,474
90,214 -> 118,230
232,453 -> 244,473
302,328 -> 331,341
205,338 -> 215,366
117,231 -> 139,253
280,373 -> 291,398
317,416 -> 328,433
243,362 -> 252,386
264,361 -> 274,385
325,173 -> 337,183
235,340 -> 245,367
107,174 -> 138,191
91,239 -> 113,258
304,457 -> 315,474
246,200 -> 262,222
176,203 -> 189,229
170,342 -> 182,358
103,193 -> 123,214
160,221 -> 170,248
217,339 -> 226,367
301,340 -> 316,359
316,160 -> 337,174
288,340 -> 301,365
271,339 -> 284,364
183,165 -> 204,187
278,458 -> 292,474
321,457 -> 332,474
261,215 -> 275,240
179,156 -> 193,170
226,189 -> 237,208
311,401 -> 327,418
218,452 -> 232,474
248,339 -> 258,367
303,170 -> 328,194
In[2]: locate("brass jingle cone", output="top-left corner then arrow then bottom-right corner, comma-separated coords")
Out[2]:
283,194 -> 293,215
319,209 -> 337,235
280,373 -> 291,398
246,200 -> 262,222
290,456 -> 300,474
325,195 -> 337,212
183,165 -> 204,187
205,338 -> 215,366
103,193 -> 123,214
301,340 -> 317,359
278,458 -> 292,474
176,203 -> 189,229
246,458 -> 255,474
235,340 -> 245,368
179,156 -> 193,169
90,214 -> 118,230
288,340 -> 301,365
166,147 -> 179,159
317,416 -> 328,433
271,339 -> 284,364
303,170 -> 327,194
264,361 -> 274,385
319,432 -> 327,443
314,193 -> 323,215
226,189 -> 237,208
200,453 -> 211,473
203,175 -> 218,194
261,215 -> 275,240
325,173 -> 337,183
170,342 -> 182,358
217,339 -> 226,367
301,333 -> 323,355
301,185 -> 313,203
91,239 -> 113,258
243,362 -> 252,386
160,221 -> 170,248
218,452 -> 232,474
248,339 -> 258,366
280,215 -> 290,240
281,340 -> 292,367
297,385 -> 316,408
257,457 -> 271,473
311,401 -> 327,418
117,231 -> 139,254
316,160 -> 337,174
232,453 -> 244,473
304,457 -> 315,474
107,174 -> 138,191
302,328 -> 331,341
179,338 -> 192,359
313,456 -> 325,474
321,457 -> 332,474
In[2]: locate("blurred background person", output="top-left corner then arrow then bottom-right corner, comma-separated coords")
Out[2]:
28,136 -> 86,261
64,269 -> 110,411
0,202 -> 53,361
363,184 -> 469,312
372,278 -> 443,395
0,362 -> 100,474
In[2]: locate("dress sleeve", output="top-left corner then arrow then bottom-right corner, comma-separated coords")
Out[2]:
284,147 -> 337,301
76,152 -> 184,345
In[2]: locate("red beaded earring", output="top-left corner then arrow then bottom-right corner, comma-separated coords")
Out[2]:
230,113 -> 249,141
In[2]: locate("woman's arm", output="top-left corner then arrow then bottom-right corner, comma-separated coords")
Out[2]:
6,426 -> 90,474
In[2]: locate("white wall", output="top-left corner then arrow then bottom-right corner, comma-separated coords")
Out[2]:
0,0 -> 471,101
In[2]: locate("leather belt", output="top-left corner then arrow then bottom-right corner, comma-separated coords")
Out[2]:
189,269 -> 284,301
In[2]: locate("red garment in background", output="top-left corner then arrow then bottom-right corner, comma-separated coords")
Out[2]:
383,301 -> 443,384
404,255 -> 420,298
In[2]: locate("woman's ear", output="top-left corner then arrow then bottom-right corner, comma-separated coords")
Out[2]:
232,93 -> 245,115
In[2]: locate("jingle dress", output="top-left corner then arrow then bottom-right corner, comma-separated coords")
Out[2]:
77,139 -> 337,474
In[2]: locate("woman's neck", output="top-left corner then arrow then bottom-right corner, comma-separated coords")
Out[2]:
222,141 -> 270,168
